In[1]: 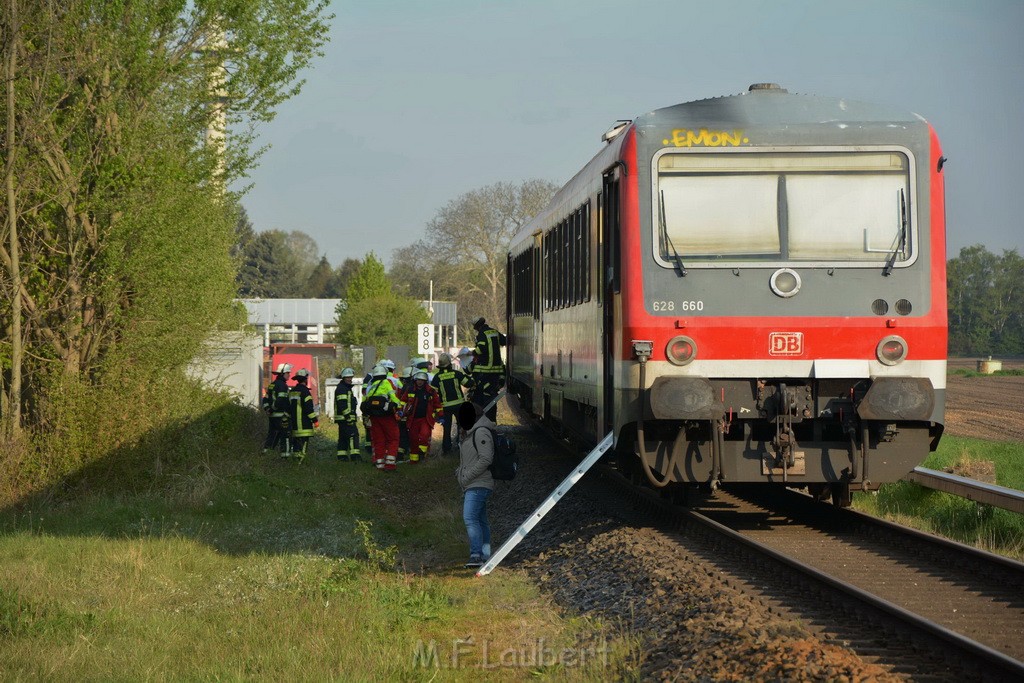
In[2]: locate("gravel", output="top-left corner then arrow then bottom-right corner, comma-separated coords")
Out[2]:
488,421 -> 898,681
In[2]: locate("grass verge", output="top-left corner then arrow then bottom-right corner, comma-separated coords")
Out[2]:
853,435 -> 1024,560
0,424 -> 640,680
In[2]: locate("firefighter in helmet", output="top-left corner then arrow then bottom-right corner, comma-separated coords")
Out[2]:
397,370 -> 442,463
334,368 -> 361,462
396,364 -> 414,462
288,368 -> 319,462
262,362 -> 292,453
431,352 -> 472,454
471,317 -> 507,422
363,364 -> 404,471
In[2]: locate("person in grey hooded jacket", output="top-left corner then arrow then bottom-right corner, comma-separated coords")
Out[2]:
455,401 -> 494,568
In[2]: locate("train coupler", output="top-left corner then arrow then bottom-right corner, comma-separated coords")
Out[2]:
762,430 -> 807,477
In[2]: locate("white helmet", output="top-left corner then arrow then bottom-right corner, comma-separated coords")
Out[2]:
275,362 -> 292,374
457,346 -> 473,358
371,364 -> 387,378
292,368 -> 310,380
413,370 -> 429,381
382,359 -> 396,371
339,367 -> 355,379
438,353 -> 452,367
400,365 -> 414,379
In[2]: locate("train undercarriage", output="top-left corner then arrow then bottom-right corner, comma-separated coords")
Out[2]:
515,372 -> 942,509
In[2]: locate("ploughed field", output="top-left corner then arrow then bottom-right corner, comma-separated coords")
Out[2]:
945,360 -> 1024,441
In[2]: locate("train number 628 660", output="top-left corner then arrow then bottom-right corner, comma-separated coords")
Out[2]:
652,300 -> 703,312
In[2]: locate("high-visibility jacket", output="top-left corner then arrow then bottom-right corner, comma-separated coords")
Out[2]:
430,367 -> 471,408
289,382 -> 318,437
334,382 -> 358,423
263,376 -> 290,416
364,377 -> 405,413
474,325 -> 507,373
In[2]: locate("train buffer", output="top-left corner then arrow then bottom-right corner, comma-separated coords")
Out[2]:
476,431 -> 614,577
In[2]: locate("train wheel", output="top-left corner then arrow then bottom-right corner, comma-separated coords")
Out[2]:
830,482 -> 852,508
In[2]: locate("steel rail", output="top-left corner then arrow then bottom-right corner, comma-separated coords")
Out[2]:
905,466 -> 1024,513
598,466 -> 1024,679
682,505 -> 1024,679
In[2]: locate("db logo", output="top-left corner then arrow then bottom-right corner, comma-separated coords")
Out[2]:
769,332 -> 804,356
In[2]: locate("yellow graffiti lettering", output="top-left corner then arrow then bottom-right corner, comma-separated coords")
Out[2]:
662,128 -> 750,147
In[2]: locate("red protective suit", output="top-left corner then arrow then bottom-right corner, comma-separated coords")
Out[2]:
397,380 -> 442,463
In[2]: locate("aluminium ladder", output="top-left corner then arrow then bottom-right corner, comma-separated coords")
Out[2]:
476,431 -> 614,577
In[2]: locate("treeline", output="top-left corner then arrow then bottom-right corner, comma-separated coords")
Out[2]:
948,246 -> 1024,356
234,179 -> 559,341
0,0 -> 331,500
233,208 -> 360,299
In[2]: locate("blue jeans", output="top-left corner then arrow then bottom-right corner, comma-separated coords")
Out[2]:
463,487 -> 492,560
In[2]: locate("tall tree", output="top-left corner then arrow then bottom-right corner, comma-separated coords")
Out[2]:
392,179 -> 557,336
990,249 -> 1024,353
947,245 -> 1024,356
948,246 -> 999,355
2,0 -> 24,436
332,257 -> 361,299
343,252 -> 390,302
235,228 -> 325,298
305,256 -> 336,298
283,230 -> 321,290
336,253 -> 428,356
0,0 -> 331,436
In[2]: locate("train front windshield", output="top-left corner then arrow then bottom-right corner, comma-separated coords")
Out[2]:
653,151 -> 914,268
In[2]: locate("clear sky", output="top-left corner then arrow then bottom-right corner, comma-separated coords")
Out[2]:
234,0 -> 1024,267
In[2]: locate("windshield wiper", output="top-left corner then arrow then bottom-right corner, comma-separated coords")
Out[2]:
882,188 -> 907,277
659,190 -> 687,277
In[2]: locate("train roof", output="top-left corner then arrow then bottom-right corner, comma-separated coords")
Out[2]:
510,84 -> 930,252
637,83 -> 928,128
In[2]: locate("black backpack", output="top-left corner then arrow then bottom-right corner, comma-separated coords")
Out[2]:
474,426 -> 518,481
360,380 -> 394,417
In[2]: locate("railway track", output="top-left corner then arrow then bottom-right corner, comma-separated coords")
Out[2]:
597,466 -> 1024,680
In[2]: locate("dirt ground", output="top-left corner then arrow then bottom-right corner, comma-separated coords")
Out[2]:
945,359 -> 1024,442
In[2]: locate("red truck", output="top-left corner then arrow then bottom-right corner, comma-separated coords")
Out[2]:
267,353 -> 319,402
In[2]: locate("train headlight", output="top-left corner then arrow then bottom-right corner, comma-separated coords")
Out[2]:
666,335 -> 697,366
876,335 -> 908,366
770,268 -> 801,298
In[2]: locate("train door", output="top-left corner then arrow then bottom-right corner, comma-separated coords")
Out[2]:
600,168 -> 621,434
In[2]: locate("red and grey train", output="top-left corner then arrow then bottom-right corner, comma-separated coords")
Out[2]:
506,84 -> 946,505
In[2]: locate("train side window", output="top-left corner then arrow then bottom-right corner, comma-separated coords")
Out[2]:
561,219 -> 569,308
553,222 -> 561,309
564,217 -> 573,307
584,201 -> 592,302
511,249 -> 533,317
577,206 -> 585,303
596,192 -> 603,304
532,242 -> 540,318
570,211 -> 579,305
554,221 -> 563,309
543,233 -> 551,310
